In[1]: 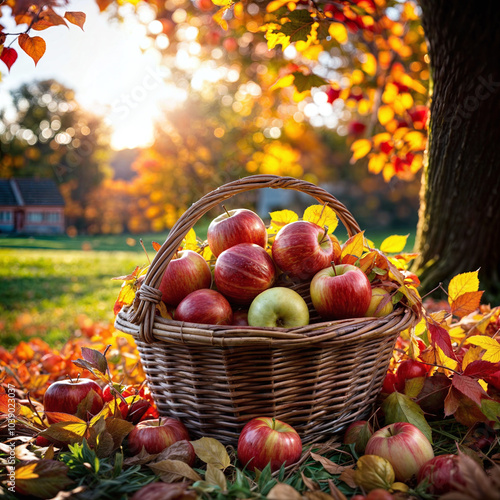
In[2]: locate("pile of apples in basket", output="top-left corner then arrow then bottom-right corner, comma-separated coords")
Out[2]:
124,204 -> 421,327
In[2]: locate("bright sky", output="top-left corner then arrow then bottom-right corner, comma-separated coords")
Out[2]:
0,0 -> 187,150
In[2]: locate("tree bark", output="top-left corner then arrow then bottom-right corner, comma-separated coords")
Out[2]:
413,0 -> 500,301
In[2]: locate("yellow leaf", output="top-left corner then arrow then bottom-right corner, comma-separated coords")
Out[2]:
351,139 -> 371,160
266,30 -> 290,50
380,234 -> 409,253
478,379 -> 488,392
448,271 -> 480,303
362,53 -> 377,76
373,132 -> 391,146
269,209 -> 298,231
378,105 -> 395,125
182,227 -> 197,251
435,345 -> 459,372
270,74 -> 295,90
212,0 -> 232,5
213,6 -> 230,30
341,231 -> 365,264
461,345 -> 483,371
191,437 -> 230,470
15,462 -> 38,480
368,153 -> 386,174
267,0 -> 291,12
329,23 -> 348,44
302,204 -> 338,234
206,463 -> 227,489
404,131 -> 425,149
466,336 -> 500,363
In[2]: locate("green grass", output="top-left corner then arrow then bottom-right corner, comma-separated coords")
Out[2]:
0,225 -> 416,349
0,249 -> 144,348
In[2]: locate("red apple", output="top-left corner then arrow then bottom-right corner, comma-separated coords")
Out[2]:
365,422 -> 434,481
214,243 -> 276,305
158,250 -> 212,306
365,287 -> 393,317
417,454 -> 466,495
395,359 -> 429,392
366,491 -> 393,500
207,208 -> 268,257
43,378 -> 104,424
128,417 -> 190,455
343,420 -> 373,455
175,289 -> 233,325
272,221 -> 336,281
237,417 -> 302,472
310,264 -> 372,320
232,310 -> 249,326
381,371 -> 397,395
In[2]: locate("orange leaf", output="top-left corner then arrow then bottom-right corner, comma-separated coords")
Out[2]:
18,34 -> 46,65
450,291 -> 484,318
64,12 -> 86,30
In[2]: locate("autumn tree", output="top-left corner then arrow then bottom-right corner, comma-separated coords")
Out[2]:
0,80 -> 111,231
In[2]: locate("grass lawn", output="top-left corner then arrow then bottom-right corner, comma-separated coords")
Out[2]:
0,226 -> 416,349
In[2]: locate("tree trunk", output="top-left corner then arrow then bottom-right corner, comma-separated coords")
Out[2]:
413,0 -> 500,302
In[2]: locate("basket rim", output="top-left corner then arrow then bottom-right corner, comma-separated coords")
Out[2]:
116,303 -> 419,347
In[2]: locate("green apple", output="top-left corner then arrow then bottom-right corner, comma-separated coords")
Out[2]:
248,287 -> 309,328
365,287 -> 393,317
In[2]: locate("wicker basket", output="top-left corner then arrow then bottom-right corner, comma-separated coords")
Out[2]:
115,175 -> 419,445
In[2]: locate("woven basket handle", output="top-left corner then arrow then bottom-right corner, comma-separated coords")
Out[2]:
129,175 -> 362,343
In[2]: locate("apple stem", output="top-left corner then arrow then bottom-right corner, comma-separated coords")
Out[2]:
319,225 -> 329,244
222,205 -> 231,217
331,261 -> 337,276
272,417 -> 276,430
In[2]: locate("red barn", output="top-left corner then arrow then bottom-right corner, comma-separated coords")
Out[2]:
0,178 -> 65,234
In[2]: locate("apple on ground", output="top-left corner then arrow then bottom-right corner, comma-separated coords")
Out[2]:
247,287 -> 309,328
365,422 -> 434,481
158,250 -> 212,306
417,454 -> 466,495
365,287 -> 394,317
214,243 -> 276,305
272,221 -> 337,281
395,359 -> 429,392
237,417 -> 302,472
43,378 -> 104,424
175,289 -> 233,325
343,420 -> 373,455
310,264 -> 372,320
128,417 -> 191,455
416,373 -> 452,415
207,208 -> 268,257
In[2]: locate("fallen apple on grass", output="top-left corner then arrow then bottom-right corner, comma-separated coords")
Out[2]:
237,417 -> 302,472
417,454 -> 466,495
43,378 -> 104,424
207,208 -> 268,257
365,422 -> 434,481
343,420 -> 373,455
128,417 -> 191,455
310,263 -> 372,320
247,287 -> 309,328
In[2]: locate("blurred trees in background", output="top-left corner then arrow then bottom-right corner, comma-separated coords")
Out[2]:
0,80 -> 111,231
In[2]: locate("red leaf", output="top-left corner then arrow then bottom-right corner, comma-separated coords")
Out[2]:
64,11 -> 86,30
0,47 -> 18,71
452,374 -> 488,406
428,321 -> 458,360
18,33 -> 46,65
463,360 -> 500,378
